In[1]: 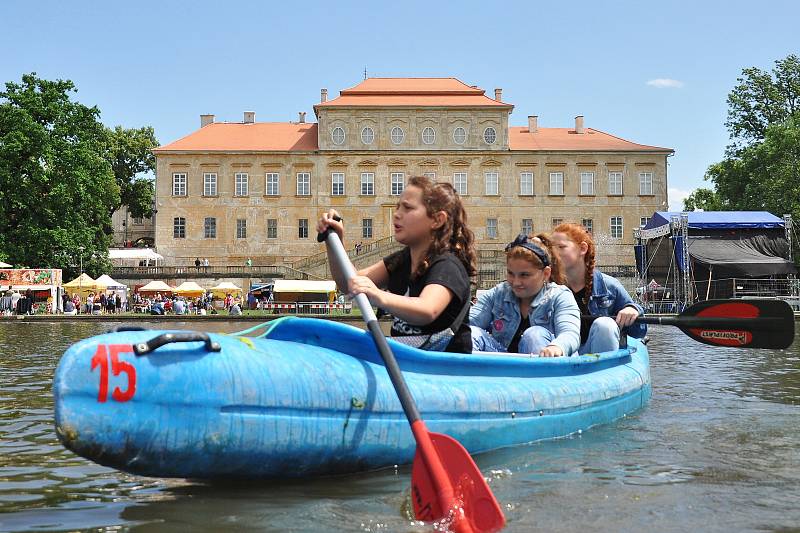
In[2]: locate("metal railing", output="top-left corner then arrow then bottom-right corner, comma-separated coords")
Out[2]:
291,235 -> 397,270
111,265 -> 323,281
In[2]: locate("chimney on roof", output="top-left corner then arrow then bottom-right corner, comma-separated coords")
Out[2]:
528,115 -> 538,133
244,111 -> 255,124
200,114 -> 215,127
321,88 -> 328,103
494,88 -> 502,101
575,115 -> 585,134
298,111 -> 306,123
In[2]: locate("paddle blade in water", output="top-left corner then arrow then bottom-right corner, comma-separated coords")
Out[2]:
679,299 -> 794,349
411,431 -> 505,533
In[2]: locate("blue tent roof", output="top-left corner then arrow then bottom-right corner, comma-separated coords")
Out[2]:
643,211 -> 785,230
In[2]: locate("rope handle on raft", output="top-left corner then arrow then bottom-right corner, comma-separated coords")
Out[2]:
132,332 -> 221,356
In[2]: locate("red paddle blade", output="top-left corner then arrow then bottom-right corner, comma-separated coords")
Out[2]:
680,299 -> 794,349
411,432 -> 505,533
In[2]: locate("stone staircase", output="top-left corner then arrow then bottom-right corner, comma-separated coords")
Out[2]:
291,235 -> 403,279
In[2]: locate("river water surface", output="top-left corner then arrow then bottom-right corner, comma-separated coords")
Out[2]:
1,320 -> 799,532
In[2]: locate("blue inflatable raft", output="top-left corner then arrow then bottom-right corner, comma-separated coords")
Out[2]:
53,317 -> 651,479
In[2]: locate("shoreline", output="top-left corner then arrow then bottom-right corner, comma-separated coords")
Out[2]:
0,313 -> 366,323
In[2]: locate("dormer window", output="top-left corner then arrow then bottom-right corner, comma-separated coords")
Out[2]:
331,127 -> 345,145
483,127 -> 497,145
453,127 -> 467,145
361,127 -> 374,145
390,126 -> 405,145
421,127 -> 436,145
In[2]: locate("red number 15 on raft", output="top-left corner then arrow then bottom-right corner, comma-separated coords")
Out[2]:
90,344 -> 137,403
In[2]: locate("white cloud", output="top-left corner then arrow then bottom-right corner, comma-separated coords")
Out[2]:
668,187 -> 695,212
646,78 -> 685,89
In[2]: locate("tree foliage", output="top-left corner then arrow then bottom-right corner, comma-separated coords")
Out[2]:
695,55 -> 800,231
0,73 -> 118,276
106,125 -> 157,218
682,187 -> 724,212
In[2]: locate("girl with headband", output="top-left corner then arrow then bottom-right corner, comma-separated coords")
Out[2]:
469,233 -> 580,357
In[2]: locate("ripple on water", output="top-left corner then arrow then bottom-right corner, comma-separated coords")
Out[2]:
0,321 -> 799,532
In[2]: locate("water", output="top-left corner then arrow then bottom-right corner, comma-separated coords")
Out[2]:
1,320 -> 799,532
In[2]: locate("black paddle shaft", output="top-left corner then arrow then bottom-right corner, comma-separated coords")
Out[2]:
318,224 -> 423,425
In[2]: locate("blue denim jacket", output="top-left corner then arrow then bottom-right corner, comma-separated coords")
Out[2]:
469,281 -> 580,355
589,270 -> 647,338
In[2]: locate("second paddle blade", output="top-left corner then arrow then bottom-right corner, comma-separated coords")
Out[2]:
411,431 -> 505,533
680,299 -> 795,349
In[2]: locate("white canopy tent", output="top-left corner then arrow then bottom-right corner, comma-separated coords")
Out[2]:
109,248 -> 165,267
0,261 -> 11,268
95,274 -> 126,290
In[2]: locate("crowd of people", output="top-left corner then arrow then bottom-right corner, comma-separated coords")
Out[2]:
130,291 -> 244,316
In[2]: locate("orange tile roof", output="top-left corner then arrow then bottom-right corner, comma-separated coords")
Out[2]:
153,123 -> 672,154
154,123 -> 318,152
508,127 -> 673,152
316,77 -> 512,109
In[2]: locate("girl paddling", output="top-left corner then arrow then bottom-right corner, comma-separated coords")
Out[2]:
551,223 -> 646,353
470,233 -> 580,357
317,175 -> 476,353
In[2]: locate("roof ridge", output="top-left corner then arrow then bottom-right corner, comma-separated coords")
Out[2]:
586,127 -> 672,151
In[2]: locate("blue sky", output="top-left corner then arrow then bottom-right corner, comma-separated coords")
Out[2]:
3,0 -> 798,210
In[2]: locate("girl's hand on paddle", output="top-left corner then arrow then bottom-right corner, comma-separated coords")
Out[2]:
348,275 -> 385,306
616,306 -> 639,328
317,209 -> 344,241
539,344 -> 563,358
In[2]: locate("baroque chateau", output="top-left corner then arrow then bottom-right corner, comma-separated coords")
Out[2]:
152,78 -> 673,268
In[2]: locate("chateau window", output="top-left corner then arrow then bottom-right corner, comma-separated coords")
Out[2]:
421,127 -> 436,145
552,218 -> 563,228
362,218 -> 373,239
610,216 -> 623,239
390,172 -> 405,195
267,219 -> 277,239
236,219 -> 247,239
483,127 -> 497,145
390,126 -> 405,145
608,171 -> 623,195
582,218 -> 593,234
485,172 -> 499,195
331,127 -> 345,145
331,173 -> 345,196
298,219 -> 309,239
361,127 -> 374,145
549,172 -> 564,195
580,172 -> 595,195
640,216 -> 651,227
487,218 -> 498,239
296,172 -> 311,196
172,173 -> 187,196
639,172 -> 654,195
265,173 -> 280,196
203,173 -> 217,196
453,127 -> 467,145
360,172 -> 374,195
453,172 -> 468,195
204,217 -> 216,239
234,173 -> 249,196
521,218 -> 533,235
173,217 -> 185,239
423,172 -> 436,181
519,172 -> 533,195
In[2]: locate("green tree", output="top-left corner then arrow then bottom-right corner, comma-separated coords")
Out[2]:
106,125 -> 157,219
697,55 -> 800,226
725,54 -> 800,151
682,187 -> 724,211
0,73 -> 119,277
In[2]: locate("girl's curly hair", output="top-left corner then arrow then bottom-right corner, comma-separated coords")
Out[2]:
407,175 -> 477,280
